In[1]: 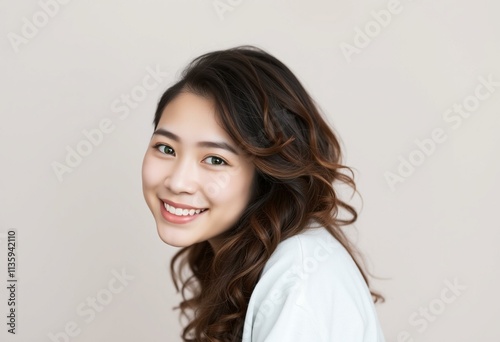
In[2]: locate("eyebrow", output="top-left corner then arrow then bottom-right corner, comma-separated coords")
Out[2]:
152,128 -> 239,155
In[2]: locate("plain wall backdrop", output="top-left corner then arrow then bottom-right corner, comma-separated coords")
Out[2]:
1,0 -> 499,341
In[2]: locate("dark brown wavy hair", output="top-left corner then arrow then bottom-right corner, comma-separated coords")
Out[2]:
151,45 -> 384,341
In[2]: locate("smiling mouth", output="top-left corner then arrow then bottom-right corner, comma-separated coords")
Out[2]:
163,202 -> 208,217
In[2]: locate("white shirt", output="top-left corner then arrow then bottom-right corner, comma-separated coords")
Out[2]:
241,220 -> 386,342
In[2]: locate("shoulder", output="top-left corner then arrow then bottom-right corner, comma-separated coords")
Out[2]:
260,224 -> 356,286
242,222 -> 386,342
262,226 -> 368,306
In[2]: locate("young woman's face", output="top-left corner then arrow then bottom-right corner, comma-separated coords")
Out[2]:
142,91 -> 255,249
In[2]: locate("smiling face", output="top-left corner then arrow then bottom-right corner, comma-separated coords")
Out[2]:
142,91 -> 256,250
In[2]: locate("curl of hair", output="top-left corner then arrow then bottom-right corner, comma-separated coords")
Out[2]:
152,45 -> 385,341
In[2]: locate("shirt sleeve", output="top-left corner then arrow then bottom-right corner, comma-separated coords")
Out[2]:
243,232 -> 386,342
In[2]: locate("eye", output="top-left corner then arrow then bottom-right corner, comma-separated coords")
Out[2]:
204,156 -> 228,166
153,143 -> 228,166
153,143 -> 175,156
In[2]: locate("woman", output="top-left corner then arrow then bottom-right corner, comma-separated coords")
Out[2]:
142,45 -> 386,341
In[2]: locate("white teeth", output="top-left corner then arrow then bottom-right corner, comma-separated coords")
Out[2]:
164,203 -> 206,216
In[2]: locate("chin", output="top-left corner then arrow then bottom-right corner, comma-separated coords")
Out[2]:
156,224 -> 196,248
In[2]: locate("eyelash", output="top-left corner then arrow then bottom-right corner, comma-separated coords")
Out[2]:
152,143 -> 229,166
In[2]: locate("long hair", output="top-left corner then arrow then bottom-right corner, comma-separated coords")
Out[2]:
151,45 -> 384,341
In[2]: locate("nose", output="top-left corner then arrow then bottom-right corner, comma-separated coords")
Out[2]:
163,156 -> 199,194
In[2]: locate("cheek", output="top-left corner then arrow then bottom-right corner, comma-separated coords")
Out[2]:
205,169 -> 253,206
142,155 -> 164,188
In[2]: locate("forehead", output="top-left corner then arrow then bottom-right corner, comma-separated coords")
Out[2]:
155,92 -> 239,150
159,91 -> 216,123
157,92 -> 227,135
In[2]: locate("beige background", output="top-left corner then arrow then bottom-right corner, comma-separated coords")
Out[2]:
1,0 -> 499,341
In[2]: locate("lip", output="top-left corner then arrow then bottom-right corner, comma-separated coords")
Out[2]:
160,201 -> 208,224
161,198 -> 207,210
